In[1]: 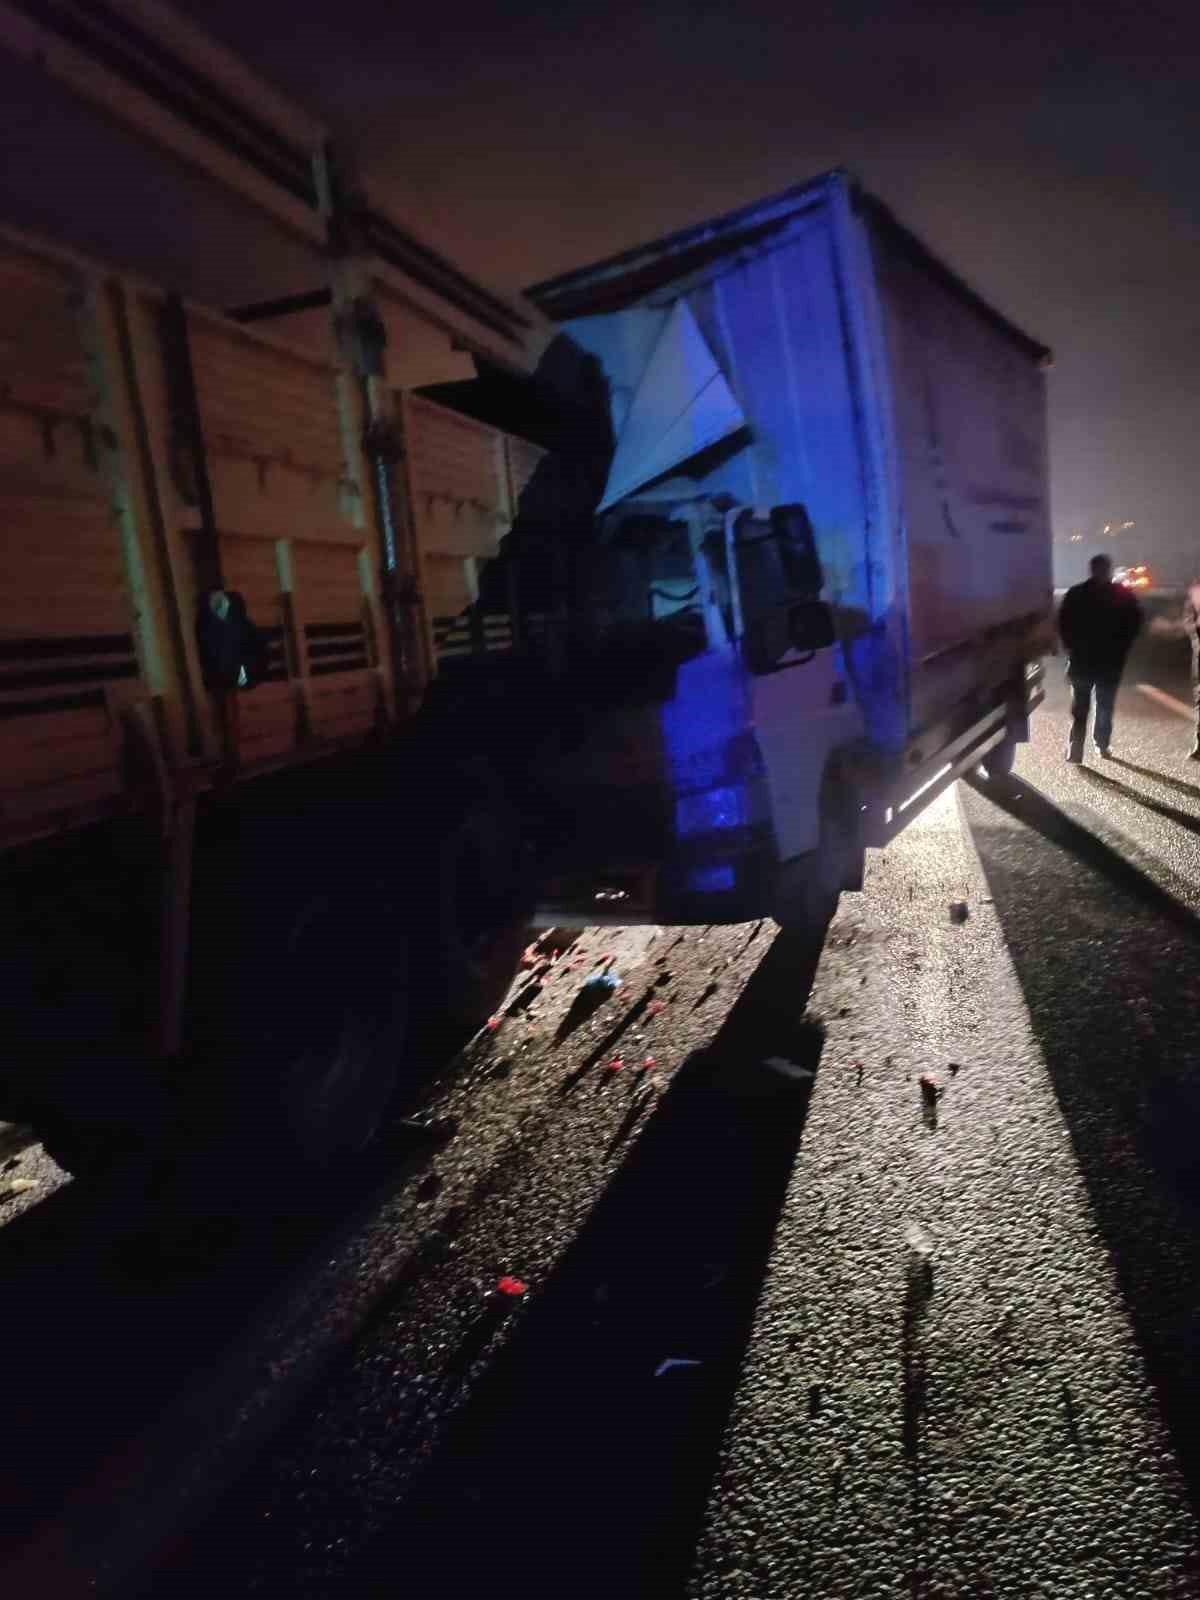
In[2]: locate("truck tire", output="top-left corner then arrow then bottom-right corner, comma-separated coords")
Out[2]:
190,821 -> 411,1166
413,765 -> 531,1045
266,890 -> 409,1162
773,763 -> 864,938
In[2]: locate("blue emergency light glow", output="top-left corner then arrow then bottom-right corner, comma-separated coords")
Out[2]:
674,783 -> 748,838
686,864 -> 736,894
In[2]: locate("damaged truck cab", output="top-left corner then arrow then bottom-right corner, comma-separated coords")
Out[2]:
525,170 -> 1052,934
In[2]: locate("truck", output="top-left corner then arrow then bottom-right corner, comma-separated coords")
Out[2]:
0,0 -> 569,1173
0,5 -> 1052,1177
509,170 -> 1054,933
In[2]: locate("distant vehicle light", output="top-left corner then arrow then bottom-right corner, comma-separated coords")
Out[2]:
1114,564 -> 1152,590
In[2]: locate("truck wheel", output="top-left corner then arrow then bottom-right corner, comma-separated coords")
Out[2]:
416,769 -> 531,1043
774,764 -> 864,938
268,892 -> 408,1162
980,733 -> 1018,779
193,881 -> 410,1166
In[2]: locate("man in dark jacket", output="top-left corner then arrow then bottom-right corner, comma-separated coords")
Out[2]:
1057,554 -> 1142,761
1184,580 -> 1200,760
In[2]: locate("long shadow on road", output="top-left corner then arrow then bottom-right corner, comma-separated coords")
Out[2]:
962,771 -> 1200,1519
326,926 -> 826,1600
1079,765 -> 1200,838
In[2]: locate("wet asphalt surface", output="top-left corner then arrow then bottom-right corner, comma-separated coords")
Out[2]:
5,624 -> 1200,1598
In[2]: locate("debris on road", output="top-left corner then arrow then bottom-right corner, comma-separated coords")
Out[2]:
905,1222 -> 935,1257
555,972 -> 627,1044
763,1056 -> 816,1082
918,1074 -> 941,1103
949,901 -> 969,924
646,999 -> 667,1017
640,1056 -> 656,1073
607,1057 -> 625,1073
1,1176 -> 36,1202
495,1276 -> 528,1298
485,1016 -> 502,1032
655,1358 -> 703,1378
948,1062 -> 962,1076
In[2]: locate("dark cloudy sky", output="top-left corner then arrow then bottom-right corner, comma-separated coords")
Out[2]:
177,0 -> 1200,578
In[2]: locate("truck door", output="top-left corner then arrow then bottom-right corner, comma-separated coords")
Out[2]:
729,504 -> 864,862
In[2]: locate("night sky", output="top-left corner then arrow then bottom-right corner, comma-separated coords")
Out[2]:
175,0 -> 1200,580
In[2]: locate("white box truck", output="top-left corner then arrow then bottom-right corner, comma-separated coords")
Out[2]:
519,169 -> 1054,932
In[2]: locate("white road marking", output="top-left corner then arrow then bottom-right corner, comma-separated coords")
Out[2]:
1136,682 -> 1194,720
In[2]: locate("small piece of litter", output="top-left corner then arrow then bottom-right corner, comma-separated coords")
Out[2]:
655,1358 -> 702,1378
0,1177 -> 36,1200
641,1056 -> 657,1072
763,1056 -> 816,1082
949,901 -> 969,924
485,1016 -> 501,1032
582,973 -> 622,995
496,1276 -> 528,1297
948,1062 -> 962,1076
919,1074 -> 940,1102
608,1057 -> 624,1073
647,999 -> 667,1016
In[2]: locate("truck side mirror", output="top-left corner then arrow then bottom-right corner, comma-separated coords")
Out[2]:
788,601 -> 835,654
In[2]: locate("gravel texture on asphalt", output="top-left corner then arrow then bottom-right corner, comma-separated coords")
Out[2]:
7,635 -> 1200,1600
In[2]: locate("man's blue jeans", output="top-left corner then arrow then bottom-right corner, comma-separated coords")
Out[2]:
1068,671 -> 1119,756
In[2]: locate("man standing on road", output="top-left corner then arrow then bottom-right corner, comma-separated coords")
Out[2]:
1057,554 -> 1142,762
1183,579 -> 1200,760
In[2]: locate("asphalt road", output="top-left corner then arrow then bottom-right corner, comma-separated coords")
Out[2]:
5,626 -> 1200,1598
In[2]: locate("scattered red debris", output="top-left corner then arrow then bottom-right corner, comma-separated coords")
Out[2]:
608,1056 -> 625,1072
647,999 -> 667,1016
641,1056 -> 657,1072
919,1074 -> 940,1101
485,1016 -> 501,1032
496,1275 -> 528,1297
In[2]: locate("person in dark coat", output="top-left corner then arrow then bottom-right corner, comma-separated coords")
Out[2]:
1057,554 -> 1142,761
1183,579 -> 1200,760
